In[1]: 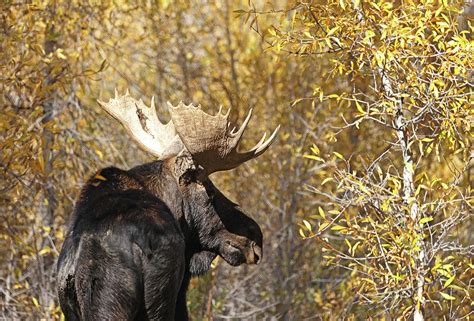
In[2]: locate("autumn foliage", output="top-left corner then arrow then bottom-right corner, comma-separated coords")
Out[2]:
1,0 -> 472,320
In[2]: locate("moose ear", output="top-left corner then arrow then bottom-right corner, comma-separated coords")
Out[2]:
173,152 -> 205,185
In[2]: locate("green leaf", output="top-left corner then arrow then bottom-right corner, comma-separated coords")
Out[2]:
39,246 -> 51,255
302,219 -> 312,231
304,154 -> 324,162
291,98 -> 303,106
333,152 -> 344,160
327,26 -> 340,36
318,222 -> 330,232
420,217 -> 433,224
299,228 -> 306,238
318,206 -> 326,219
321,177 -> 333,185
310,144 -> 320,155
330,224 -> 346,231
345,239 -> 352,252
339,0 -> 346,10
32,297 -> 39,308
440,292 -> 456,301
443,275 -> 455,288
355,100 -> 365,114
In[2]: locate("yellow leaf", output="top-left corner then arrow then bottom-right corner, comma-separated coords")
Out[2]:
355,100 -> 365,114
339,0 -> 346,10
318,222 -> 330,232
318,206 -> 326,219
443,275 -> 455,288
331,224 -> 346,231
302,219 -> 312,231
352,241 -> 361,255
32,297 -> 39,308
440,292 -> 455,300
333,152 -> 344,160
310,144 -> 320,155
38,153 -> 45,173
95,149 -> 104,160
39,247 -> 51,255
303,220 -> 313,231
291,98 -> 303,106
304,154 -> 324,162
299,228 -> 306,238
321,177 -> 333,185
327,26 -> 340,36
94,174 -> 107,181
362,278 -> 376,286
364,30 -> 375,41
57,52 -> 67,59
420,217 -> 433,224
345,239 -> 352,252
210,255 -> 219,269
415,184 -> 422,197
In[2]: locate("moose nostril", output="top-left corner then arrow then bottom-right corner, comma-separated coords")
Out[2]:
254,251 -> 260,264
252,243 -> 262,264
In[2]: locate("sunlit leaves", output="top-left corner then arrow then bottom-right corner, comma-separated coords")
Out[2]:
2,0 -> 472,319
0,1 -> 127,319
264,0 -> 473,318
439,292 -> 456,301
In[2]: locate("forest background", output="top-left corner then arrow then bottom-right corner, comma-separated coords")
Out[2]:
0,0 -> 472,320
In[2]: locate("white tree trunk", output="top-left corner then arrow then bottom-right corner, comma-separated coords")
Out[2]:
381,70 -> 425,321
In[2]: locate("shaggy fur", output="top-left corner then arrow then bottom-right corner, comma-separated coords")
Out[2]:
57,154 -> 262,321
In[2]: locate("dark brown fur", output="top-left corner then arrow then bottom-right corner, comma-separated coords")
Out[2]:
57,154 -> 262,321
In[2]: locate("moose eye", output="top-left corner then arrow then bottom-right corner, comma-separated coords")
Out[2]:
208,192 -> 216,202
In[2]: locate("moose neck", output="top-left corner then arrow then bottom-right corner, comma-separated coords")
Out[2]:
129,160 -> 201,253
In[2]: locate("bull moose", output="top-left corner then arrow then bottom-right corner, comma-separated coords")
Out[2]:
57,90 -> 279,320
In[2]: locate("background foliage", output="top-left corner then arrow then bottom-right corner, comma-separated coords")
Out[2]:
0,0 -> 472,320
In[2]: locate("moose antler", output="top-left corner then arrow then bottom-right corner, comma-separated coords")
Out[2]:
97,90 -> 184,159
168,102 -> 280,174
98,90 -> 279,174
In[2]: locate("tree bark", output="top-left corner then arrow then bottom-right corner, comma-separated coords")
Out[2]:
380,70 -> 425,321
40,10 -> 58,228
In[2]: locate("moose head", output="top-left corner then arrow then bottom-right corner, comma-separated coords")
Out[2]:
97,90 -> 279,270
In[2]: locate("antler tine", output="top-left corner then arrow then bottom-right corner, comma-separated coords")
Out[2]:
229,108 -> 253,145
253,125 -> 280,154
151,96 -> 155,109
231,124 -> 280,163
249,132 -> 268,152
